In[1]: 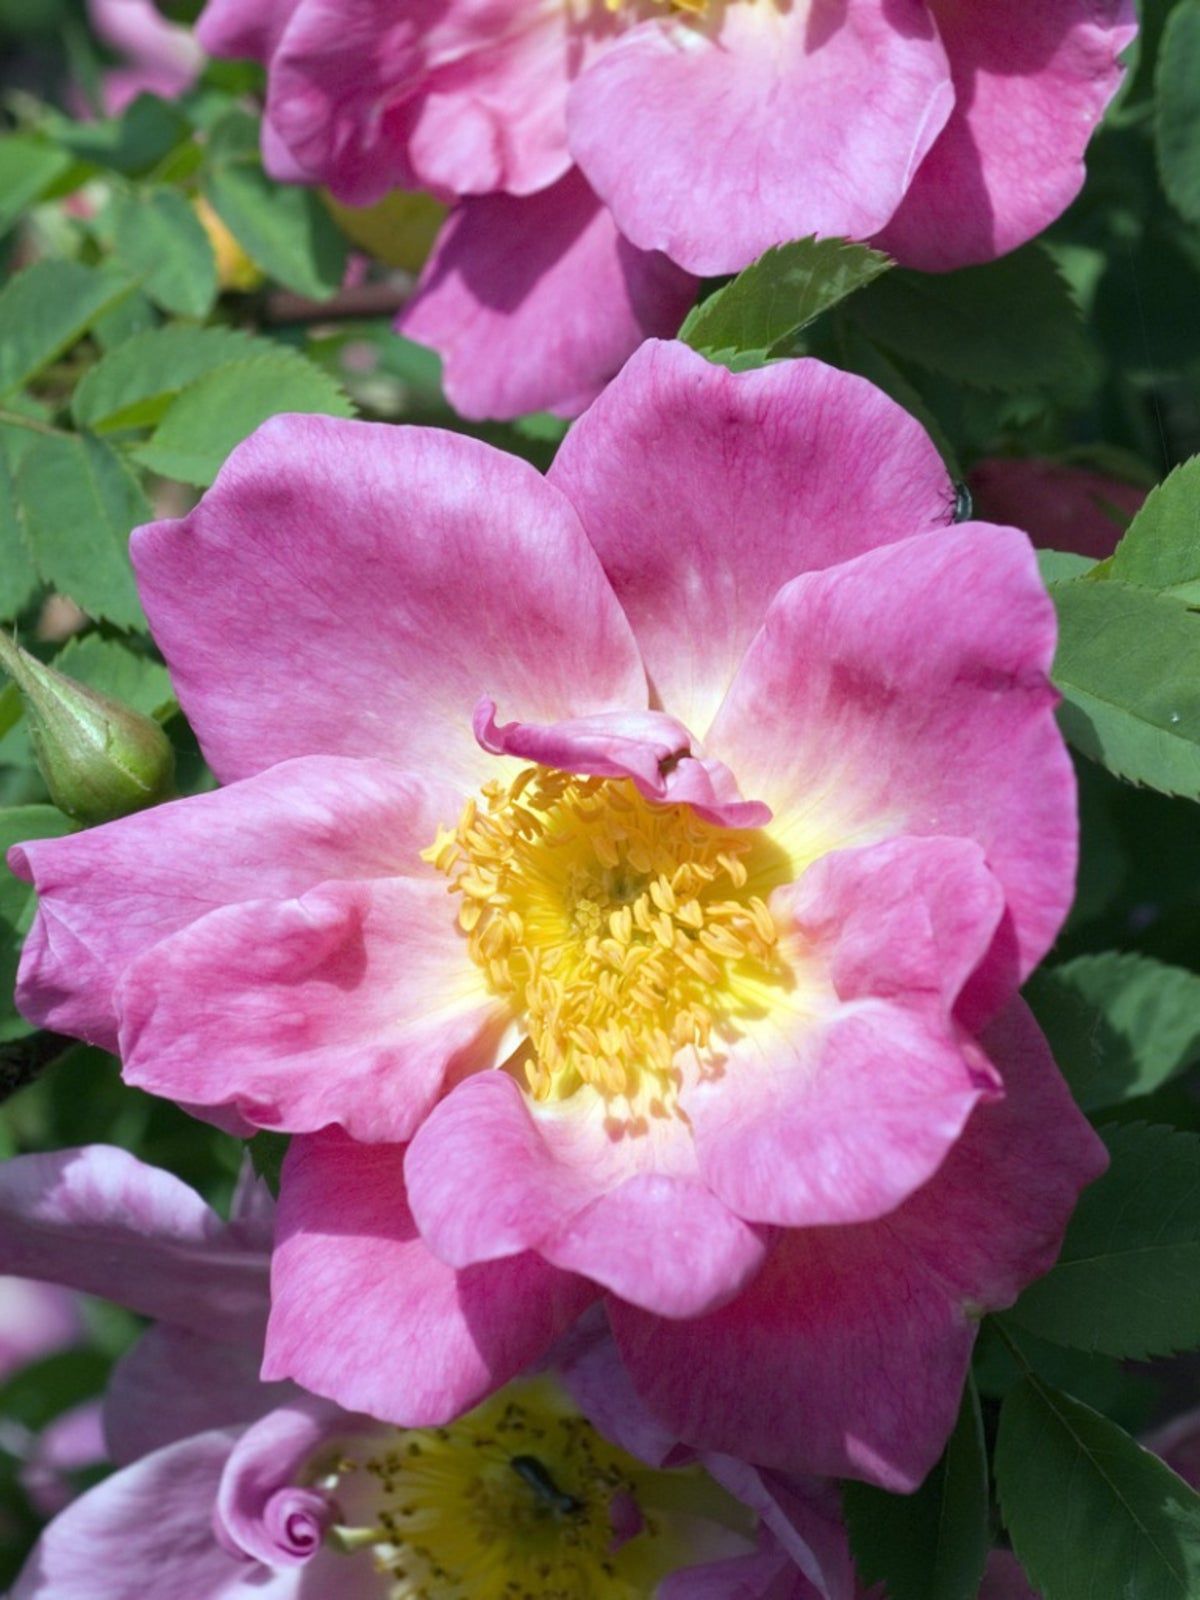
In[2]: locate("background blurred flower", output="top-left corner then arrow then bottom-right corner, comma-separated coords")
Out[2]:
968,457 -> 1149,562
195,0 -> 1136,417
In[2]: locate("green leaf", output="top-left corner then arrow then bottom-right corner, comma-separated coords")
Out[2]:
1026,953 -> 1200,1113
247,1130 -> 290,1198
1038,550 -> 1096,585
48,93 -> 193,178
0,261 -> 135,399
848,245 -> 1097,397
845,1378 -> 988,1600
134,352 -> 354,486
1050,577 -> 1200,797
14,432 -> 149,630
73,324 -> 273,432
1096,456 -> 1200,600
0,137 -> 71,236
0,437 -> 38,620
679,236 -> 891,367
996,1375 -> 1200,1600
0,804 -> 72,1038
1009,1124 -> 1200,1360
111,188 -> 218,319
201,110 -> 346,299
1156,0 -> 1200,224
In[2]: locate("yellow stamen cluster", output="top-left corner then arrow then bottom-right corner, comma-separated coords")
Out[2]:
322,1378 -> 749,1600
425,768 -> 786,1106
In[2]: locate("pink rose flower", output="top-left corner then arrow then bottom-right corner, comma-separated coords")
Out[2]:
2,1151 -> 853,1600
968,457 -> 1148,562
10,343 -> 1104,1488
196,0 -> 1135,417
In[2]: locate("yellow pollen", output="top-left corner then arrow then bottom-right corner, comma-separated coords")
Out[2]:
425,768 -> 790,1106
322,1378 -> 755,1600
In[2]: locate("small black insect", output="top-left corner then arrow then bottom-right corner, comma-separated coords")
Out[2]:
953,481 -> 974,523
510,1455 -> 584,1516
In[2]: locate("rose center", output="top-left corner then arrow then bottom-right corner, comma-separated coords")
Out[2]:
426,768 -> 788,1107
322,1378 -> 752,1600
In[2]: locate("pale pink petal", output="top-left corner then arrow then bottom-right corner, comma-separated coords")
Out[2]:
88,0 -> 204,84
612,1003 -> 1106,1488
104,1327 -> 295,1466
706,524 -> 1074,985
876,0 -> 1137,270
473,699 -> 770,827
10,1430 -> 262,1600
553,1311 -> 681,1468
568,3 -> 952,275
264,1132 -> 598,1424
548,342 -> 953,738
969,457 -> 1146,560
132,415 -> 644,790
117,877 -> 498,1142
0,1279 -> 84,1381
659,1539 -> 814,1600
407,1071 -> 767,1315
0,1146 -> 268,1344
400,171 -> 697,422
215,1398 -> 358,1567
20,1401 -> 107,1518
10,756 -> 458,1052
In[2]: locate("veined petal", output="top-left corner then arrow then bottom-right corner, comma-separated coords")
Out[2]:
568,1 -> 953,275
549,342 -> 953,741
132,414 -> 645,790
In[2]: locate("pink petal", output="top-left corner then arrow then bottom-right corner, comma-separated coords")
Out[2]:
706,523 -> 1074,986
400,170 -> 697,422
132,415 -> 644,789
0,1146 -> 268,1344
103,1326 -> 295,1466
567,3 -> 953,275
548,342 -> 953,739
196,0 -> 300,62
264,1131 -> 597,1423
406,1071 -> 767,1316
473,699 -> 770,827
117,877 -> 499,1142
612,1002 -> 1106,1488
969,457 -> 1146,561
688,835 -> 1007,1230
10,756 -> 459,1052
979,1552 -> 1040,1600
264,0 -> 599,204
876,0 -> 1137,270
